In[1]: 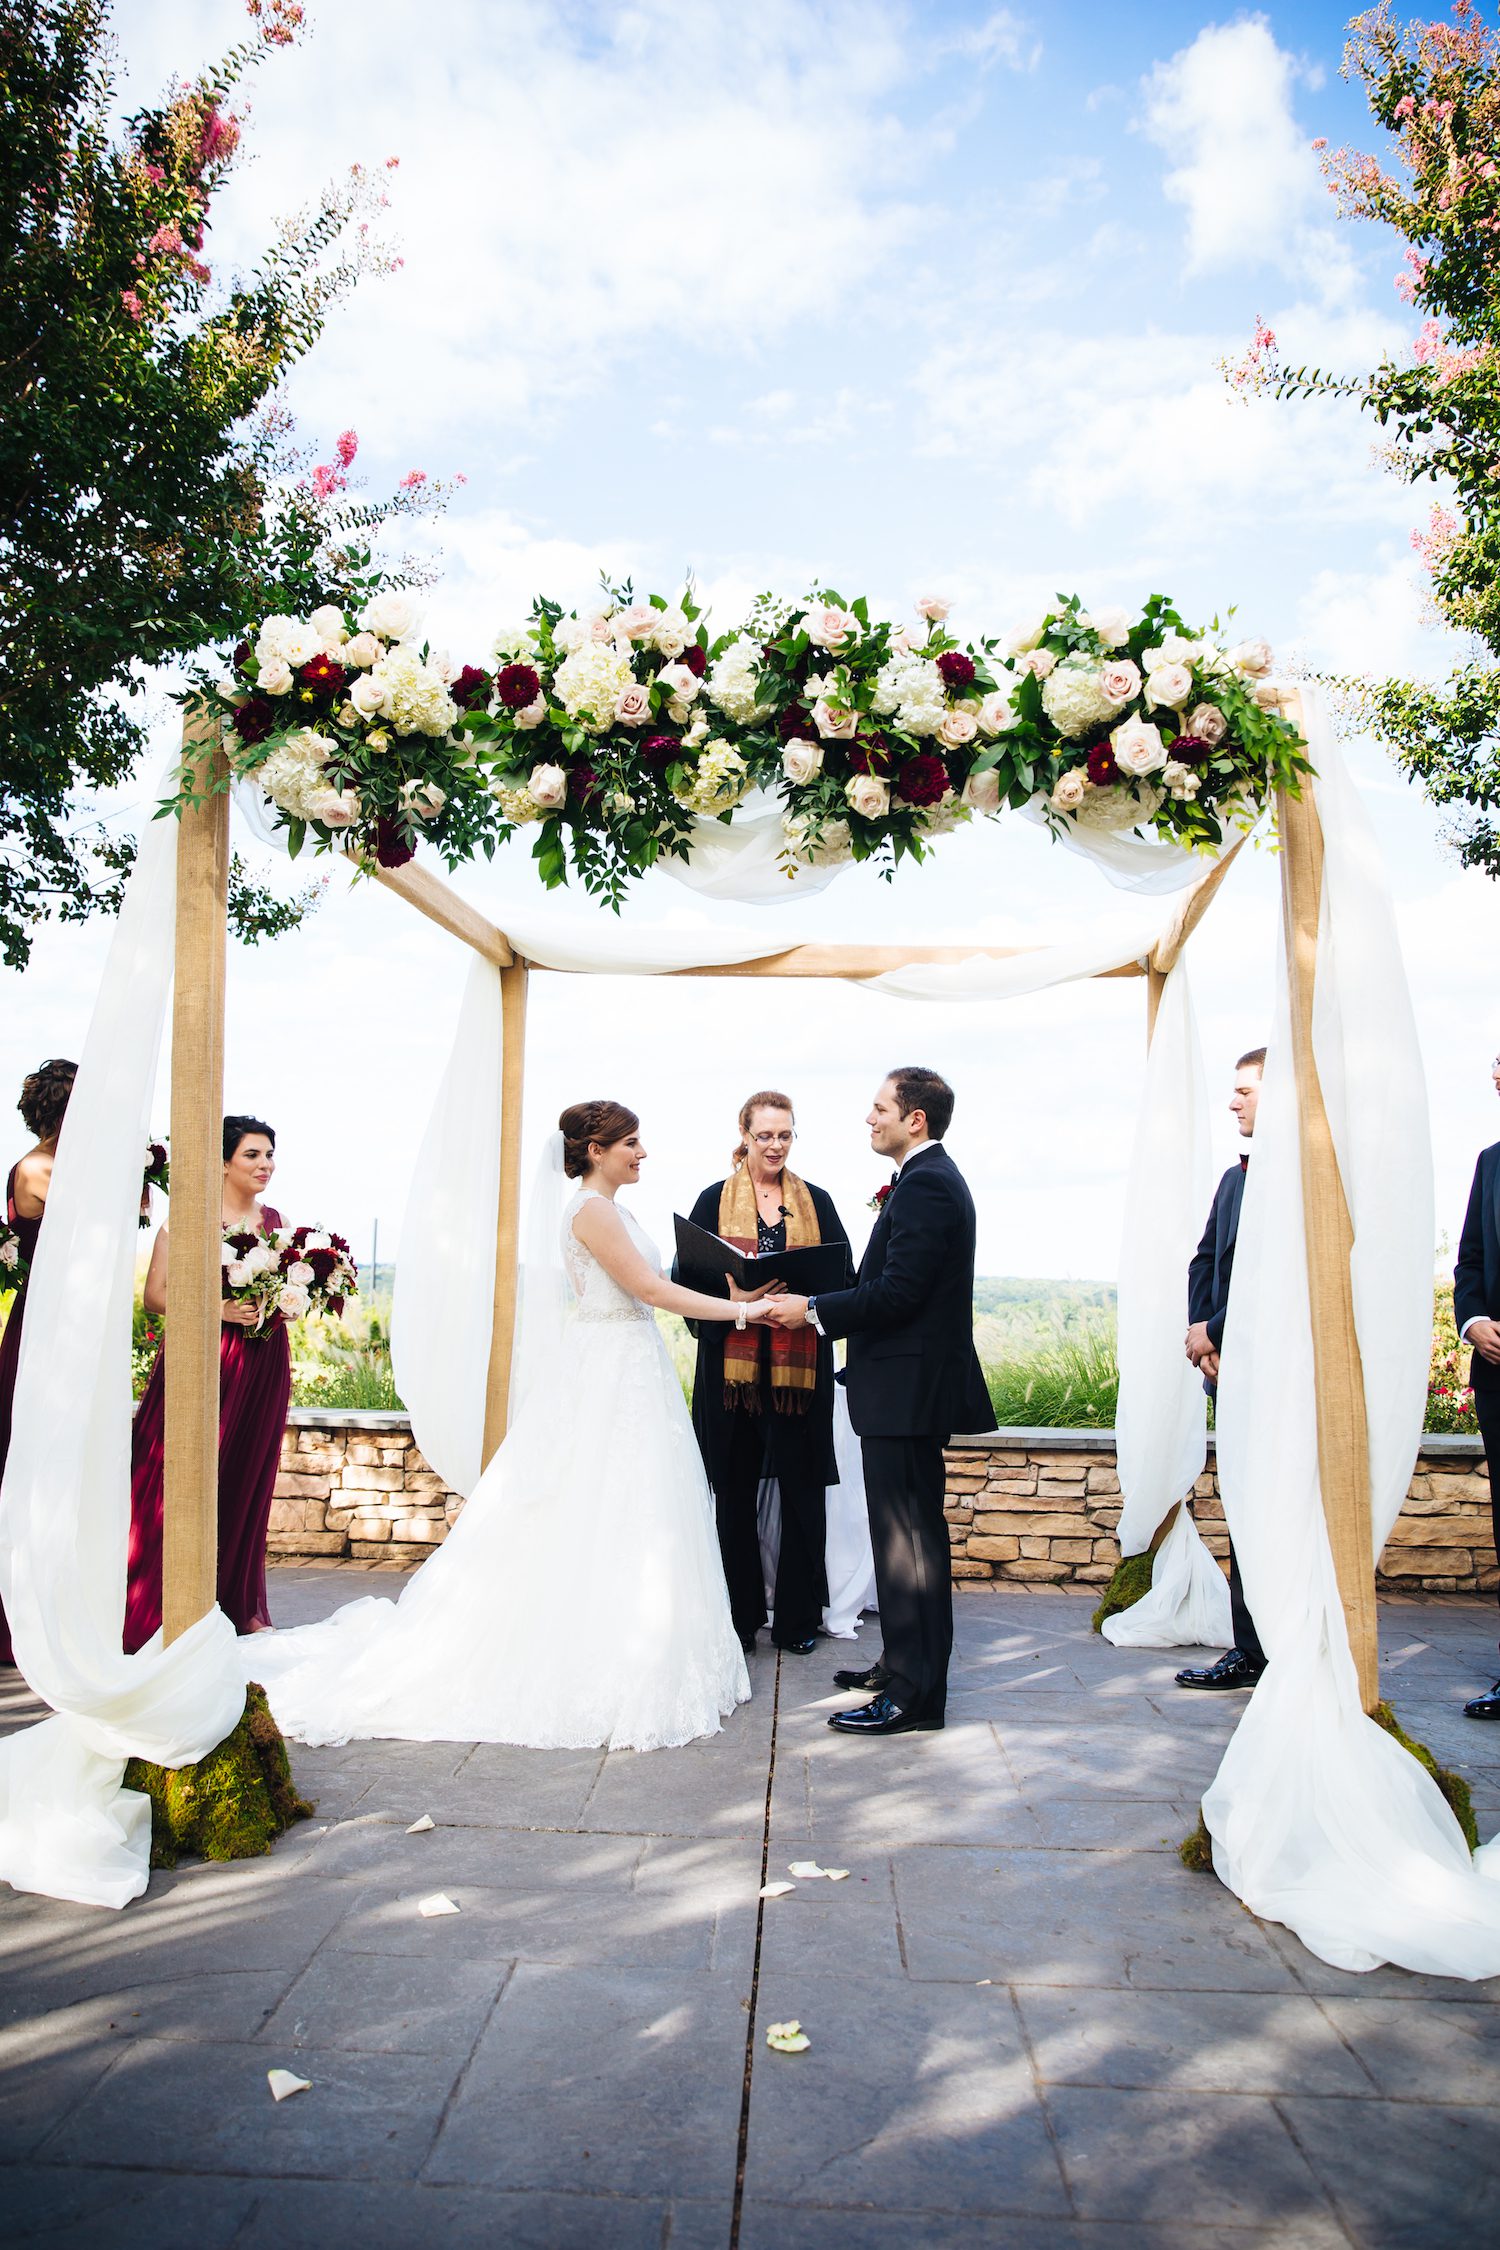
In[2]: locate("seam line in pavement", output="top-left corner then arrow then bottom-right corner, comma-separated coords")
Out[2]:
728,1648 -> 781,2250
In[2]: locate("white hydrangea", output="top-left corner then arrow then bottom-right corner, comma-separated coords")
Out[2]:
782,811 -> 854,867
492,778 -> 545,825
553,641 -> 634,732
916,792 -> 966,839
1040,658 -> 1123,741
871,654 -> 946,735
367,647 -> 458,738
674,740 -> 751,815
254,614 -> 322,671
705,638 -> 771,725
491,622 -> 539,664
257,728 -> 336,819
1074,782 -> 1165,832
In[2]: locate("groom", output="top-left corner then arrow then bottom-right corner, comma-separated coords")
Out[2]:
766,1067 -> 994,1735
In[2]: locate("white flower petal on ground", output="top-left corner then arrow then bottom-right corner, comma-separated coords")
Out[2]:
406,1814 -> 435,1834
766,2021 -> 811,2053
759,1880 -> 796,1898
418,1892 -> 460,1917
267,2069 -> 312,2102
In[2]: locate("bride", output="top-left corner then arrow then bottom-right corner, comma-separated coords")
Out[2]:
245,1099 -> 778,1752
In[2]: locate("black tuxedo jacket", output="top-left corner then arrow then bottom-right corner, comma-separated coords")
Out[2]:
1455,1140 -> 1500,1391
811,1144 -> 994,1440
1187,1159 -> 1246,1351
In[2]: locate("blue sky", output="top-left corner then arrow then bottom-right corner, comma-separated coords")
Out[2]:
6,0 -> 1493,1283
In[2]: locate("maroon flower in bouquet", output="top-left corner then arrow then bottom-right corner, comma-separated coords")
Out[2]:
778,703 -> 817,744
1167,733 -> 1211,765
936,650 -> 975,691
497,662 -> 542,710
848,732 -> 893,777
372,816 -> 415,869
642,733 -> 681,772
570,761 -> 604,815
232,639 -> 253,676
298,651 -> 347,696
450,664 -> 493,712
231,695 -> 277,746
1086,741 -> 1122,787
895,752 -> 951,808
681,643 -> 708,678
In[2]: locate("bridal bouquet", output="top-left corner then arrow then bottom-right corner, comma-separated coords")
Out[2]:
0,1222 -> 27,1298
457,585 -> 725,909
199,592 -> 498,873
221,1222 -> 359,1334
140,1136 -> 170,1227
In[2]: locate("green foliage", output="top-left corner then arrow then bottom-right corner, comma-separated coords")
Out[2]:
1091,1550 -> 1156,1633
1178,1811 -> 1215,1874
124,1680 -> 313,1868
289,1296 -> 403,1410
1427,1280 -> 1478,1433
1241,4 -> 1500,863
0,0 -> 401,967
1374,1698 -> 1479,1850
986,1333 -> 1120,1429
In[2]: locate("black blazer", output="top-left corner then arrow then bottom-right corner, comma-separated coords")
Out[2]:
1455,1141 -> 1500,1390
1187,1159 -> 1246,1351
678,1178 -> 852,1489
811,1144 -> 994,1440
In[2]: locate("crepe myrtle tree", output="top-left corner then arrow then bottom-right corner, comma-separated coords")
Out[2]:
0,0 -> 449,968
1230,2 -> 1500,872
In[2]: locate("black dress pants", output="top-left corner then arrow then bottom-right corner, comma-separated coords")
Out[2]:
1471,1372 -> 1500,1649
860,1433 -> 951,1720
715,1403 -> 827,1647
1226,1537 -> 1267,1668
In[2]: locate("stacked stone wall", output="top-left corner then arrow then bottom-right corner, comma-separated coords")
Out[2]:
268,1412 -> 1496,1596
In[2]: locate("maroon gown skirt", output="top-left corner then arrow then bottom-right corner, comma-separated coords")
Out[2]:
0,1165 -> 43,1668
123,1318 -> 293,1655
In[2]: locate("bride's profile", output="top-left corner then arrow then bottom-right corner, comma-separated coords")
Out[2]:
245,1100 -> 776,1752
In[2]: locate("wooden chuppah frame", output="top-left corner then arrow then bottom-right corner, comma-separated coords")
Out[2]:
161,686 -> 1379,1713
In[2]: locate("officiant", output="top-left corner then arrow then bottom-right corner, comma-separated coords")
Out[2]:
679,1091 -> 853,1657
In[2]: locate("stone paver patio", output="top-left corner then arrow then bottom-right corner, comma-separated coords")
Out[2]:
3,1575 -> 1500,2248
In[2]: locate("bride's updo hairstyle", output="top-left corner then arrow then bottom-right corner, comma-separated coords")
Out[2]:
731,1088 -> 794,1169
19,1058 -> 77,1142
560,1099 -> 639,1180
223,1115 -> 276,1161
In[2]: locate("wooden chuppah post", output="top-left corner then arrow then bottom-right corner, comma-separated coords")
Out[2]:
162,713 -> 231,1645
482,960 -> 530,1466
1275,689 -> 1380,1713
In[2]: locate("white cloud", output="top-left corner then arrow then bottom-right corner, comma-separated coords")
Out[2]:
938,9 -> 1041,74
1141,18 -> 1355,300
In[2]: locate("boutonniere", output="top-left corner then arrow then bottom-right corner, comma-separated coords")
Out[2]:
868,1182 -> 894,1214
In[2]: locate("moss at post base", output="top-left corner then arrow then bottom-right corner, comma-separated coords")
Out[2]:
1091,1550 -> 1155,1634
1373,1699 -> 1479,1852
1179,1808 -> 1214,1873
124,1681 -> 314,1870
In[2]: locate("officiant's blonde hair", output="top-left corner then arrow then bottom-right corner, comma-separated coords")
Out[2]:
731,1089 -> 794,1170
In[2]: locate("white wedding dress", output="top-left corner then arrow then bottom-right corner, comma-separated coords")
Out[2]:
244,1187 -> 750,1751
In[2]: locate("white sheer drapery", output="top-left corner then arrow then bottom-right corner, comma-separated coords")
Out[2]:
1204,692 -> 1500,1976
0,809 -> 246,1909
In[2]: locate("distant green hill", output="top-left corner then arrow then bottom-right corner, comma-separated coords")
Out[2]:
972,1277 -> 1116,1359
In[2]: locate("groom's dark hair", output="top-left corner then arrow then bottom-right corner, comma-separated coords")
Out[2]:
887,1066 -> 954,1140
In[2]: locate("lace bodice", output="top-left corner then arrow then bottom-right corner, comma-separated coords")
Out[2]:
563,1188 -> 656,1323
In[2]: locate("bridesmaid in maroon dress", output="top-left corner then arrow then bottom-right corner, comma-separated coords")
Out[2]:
123,1115 -> 293,1654
0,1059 -> 78,1668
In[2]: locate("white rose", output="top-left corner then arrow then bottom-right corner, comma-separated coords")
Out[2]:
343,632 -> 381,668
1049,770 -> 1088,812
1232,637 -> 1274,676
285,1260 -> 315,1286
614,602 -> 657,641
1091,606 -> 1132,649
350,672 -> 388,720
308,604 -> 347,645
1099,659 -> 1142,706
812,697 -> 859,741
1188,702 -> 1228,745
1162,760 -> 1202,801
255,614 -> 321,668
800,605 -> 859,653
402,782 -> 447,820
226,1260 -> 250,1289
514,695 -> 546,730
652,606 -> 691,653
652,628 -> 687,660
220,1243 -> 237,1267
615,683 -> 652,726
845,773 -> 891,820
1002,616 -> 1048,657
782,811 -> 854,867
552,614 -> 587,656
1110,715 -> 1169,776
658,663 -> 701,704
782,738 -> 824,785
528,763 -> 568,810
257,656 -> 293,696
1145,664 -> 1194,711
307,787 -> 360,828
358,589 -> 422,641
915,594 -> 951,621
304,1231 -> 331,1251
937,707 -> 978,747
961,768 -> 1001,814
277,1284 -> 310,1321
976,685 -> 1019,735
1020,648 -> 1057,678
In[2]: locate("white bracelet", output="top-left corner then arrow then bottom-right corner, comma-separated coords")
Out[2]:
735,1303 -> 748,1331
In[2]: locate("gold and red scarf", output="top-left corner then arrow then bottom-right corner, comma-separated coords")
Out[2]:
719,1165 -> 820,1413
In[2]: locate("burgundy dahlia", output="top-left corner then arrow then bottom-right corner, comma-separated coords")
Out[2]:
232,639 -> 253,675
1168,732 -> 1211,765
570,761 -> 603,812
497,662 -> 542,709
232,695 -> 277,746
373,817 -> 415,869
298,652 -> 347,695
450,664 -> 493,712
848,732 -> 892,777
642,733 -> 681,770
1086,742 -> 1122,787
778,705 -> 816,744
936,650 -> 975,691
681,644 -> 708,678
896,753 -> 951,808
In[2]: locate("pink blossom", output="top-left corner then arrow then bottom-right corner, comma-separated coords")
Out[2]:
385,157 -> 400,169
335,429 -> 359,467
148,224 -> 183,255
1310,137 -> 1327,150
197,104 -> 240,166
311,463 -> 345,501
1394,93 -> 1416,120
119,289 -> 146,322
399,470 -> 427,488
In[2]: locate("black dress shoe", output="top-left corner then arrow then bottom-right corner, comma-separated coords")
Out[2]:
739,1633 -> 758,1656
828,1692 -> 943,1736
1175,1648 -> 1266,1691
833,1662 -> 891,1692
1464,1679 -> 1500,1720
774,1635 -> 818,1655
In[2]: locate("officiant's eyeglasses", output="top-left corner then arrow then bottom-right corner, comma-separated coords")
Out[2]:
749,1130 -> 795,1146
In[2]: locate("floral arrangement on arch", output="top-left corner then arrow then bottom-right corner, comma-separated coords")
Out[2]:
221,1222 -> 358,1334
194,579 -> 1308,900
0,1221 -> 28,1298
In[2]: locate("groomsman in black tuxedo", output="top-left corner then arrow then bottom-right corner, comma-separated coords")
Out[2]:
1175,1047 -> 1268,1693
766,1066 -> 994,1736
1453,1049 -> 1500,1721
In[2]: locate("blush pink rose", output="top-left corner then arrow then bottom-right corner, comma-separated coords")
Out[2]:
343,632 -> 381,668
1110,715 -> 1168,776
1187,702 -> 1228,745
782,738 -> 824,785
976,687 -> 1018,735
258,656 -> 294,696
1145,663 -> 1194,710
801,605 -> 859,653
1049,771 -> 1088,811
1232,637 -> 1273,676
1020,648 -> 1057,678
961,769 -> 1001,813
615,684 -> 652,726
615,603 -> 657,640
658,663 -> 700,704
845,773 -> 891,819
915,594 -> 951,621
937,708 -> 978,747
813,697 -> 859,740
514,696 -> 546,730
528,763 -> 568,809
1099,659 -> 1142,705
